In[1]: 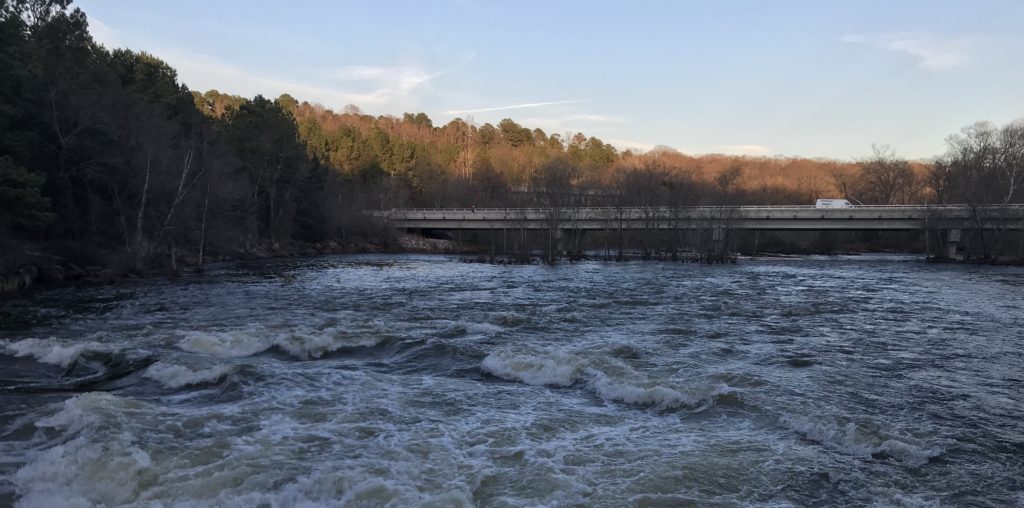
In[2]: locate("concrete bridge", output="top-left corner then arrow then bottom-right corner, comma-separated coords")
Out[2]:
376,205 -> 1024,231
374,205 -> 1024,258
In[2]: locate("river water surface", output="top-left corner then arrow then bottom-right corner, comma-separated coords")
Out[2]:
1,254 -> 1022,507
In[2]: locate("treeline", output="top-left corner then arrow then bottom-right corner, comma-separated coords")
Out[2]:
212,89 -> 1023,211
2,0 -> 1022,276
1,0 -> 351,274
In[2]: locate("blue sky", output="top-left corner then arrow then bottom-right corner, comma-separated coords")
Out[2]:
77,0 -> 1023,159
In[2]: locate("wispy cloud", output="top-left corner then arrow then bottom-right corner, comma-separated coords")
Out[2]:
840,32 -> 989,71
446,100 -> 586,115
455,52 -> 477,68
88,17 -> 123,49
331,65 -> 441,101
154,48 -> 439,111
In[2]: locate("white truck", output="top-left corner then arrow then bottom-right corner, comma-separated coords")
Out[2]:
815,198 -> 852,208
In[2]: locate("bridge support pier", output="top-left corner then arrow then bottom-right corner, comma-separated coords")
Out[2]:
544,227 -> 563,263
554,228 -> 566,259
944,228 -> 962,260
701,227 -> 730,263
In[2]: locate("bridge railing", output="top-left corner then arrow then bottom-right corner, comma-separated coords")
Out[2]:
376,204 -> 1024,214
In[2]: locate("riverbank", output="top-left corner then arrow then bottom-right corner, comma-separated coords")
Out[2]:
0,241 -> 354,294
6,232 -> 1021,295
0,234 -> 473,295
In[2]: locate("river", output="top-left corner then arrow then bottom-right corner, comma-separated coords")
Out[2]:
1,254 -> 1022,507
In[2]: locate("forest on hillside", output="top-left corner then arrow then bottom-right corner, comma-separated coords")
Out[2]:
2,0 -> 1023,277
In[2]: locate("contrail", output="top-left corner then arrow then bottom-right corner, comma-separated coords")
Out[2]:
446,99 -> 586,115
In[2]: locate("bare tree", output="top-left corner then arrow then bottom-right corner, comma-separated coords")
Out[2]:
938,120 -> 1024,204
531,156 -> 576,263
859,144 -> 916,205
925,160 -> 954,204
997,120 -> 1024,203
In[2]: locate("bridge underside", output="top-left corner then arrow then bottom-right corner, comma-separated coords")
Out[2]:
380,206 -> 1024,232
390,219 -> 1024,231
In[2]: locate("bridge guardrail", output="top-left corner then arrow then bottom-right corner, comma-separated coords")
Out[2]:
373,204 -> 1024,214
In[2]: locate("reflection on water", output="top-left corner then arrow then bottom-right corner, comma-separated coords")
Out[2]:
1,254 -> 1023,506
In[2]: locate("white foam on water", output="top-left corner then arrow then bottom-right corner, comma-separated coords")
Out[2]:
13,435 -> 153,508
179,329 -> 273,358
333,476 -> 474,508
481,349 -> 583,387
586,368 -> 704,410
866,488 -> 941,508
33,397 -> 100,433
273,325 -> 384,360
9,373 -> 587,508
481,348 -> 726,410
782,414 -> 943,465
153,472 -> 480,508
143,361 -> 236,389
178,323 -> 385,360
12,393 -> 155,507
1,338 -> 103,368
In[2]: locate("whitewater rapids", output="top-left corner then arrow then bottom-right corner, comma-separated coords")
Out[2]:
1,254 -> 1022,506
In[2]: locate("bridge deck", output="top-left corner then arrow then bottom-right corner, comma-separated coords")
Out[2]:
374,205 -> 1024,231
